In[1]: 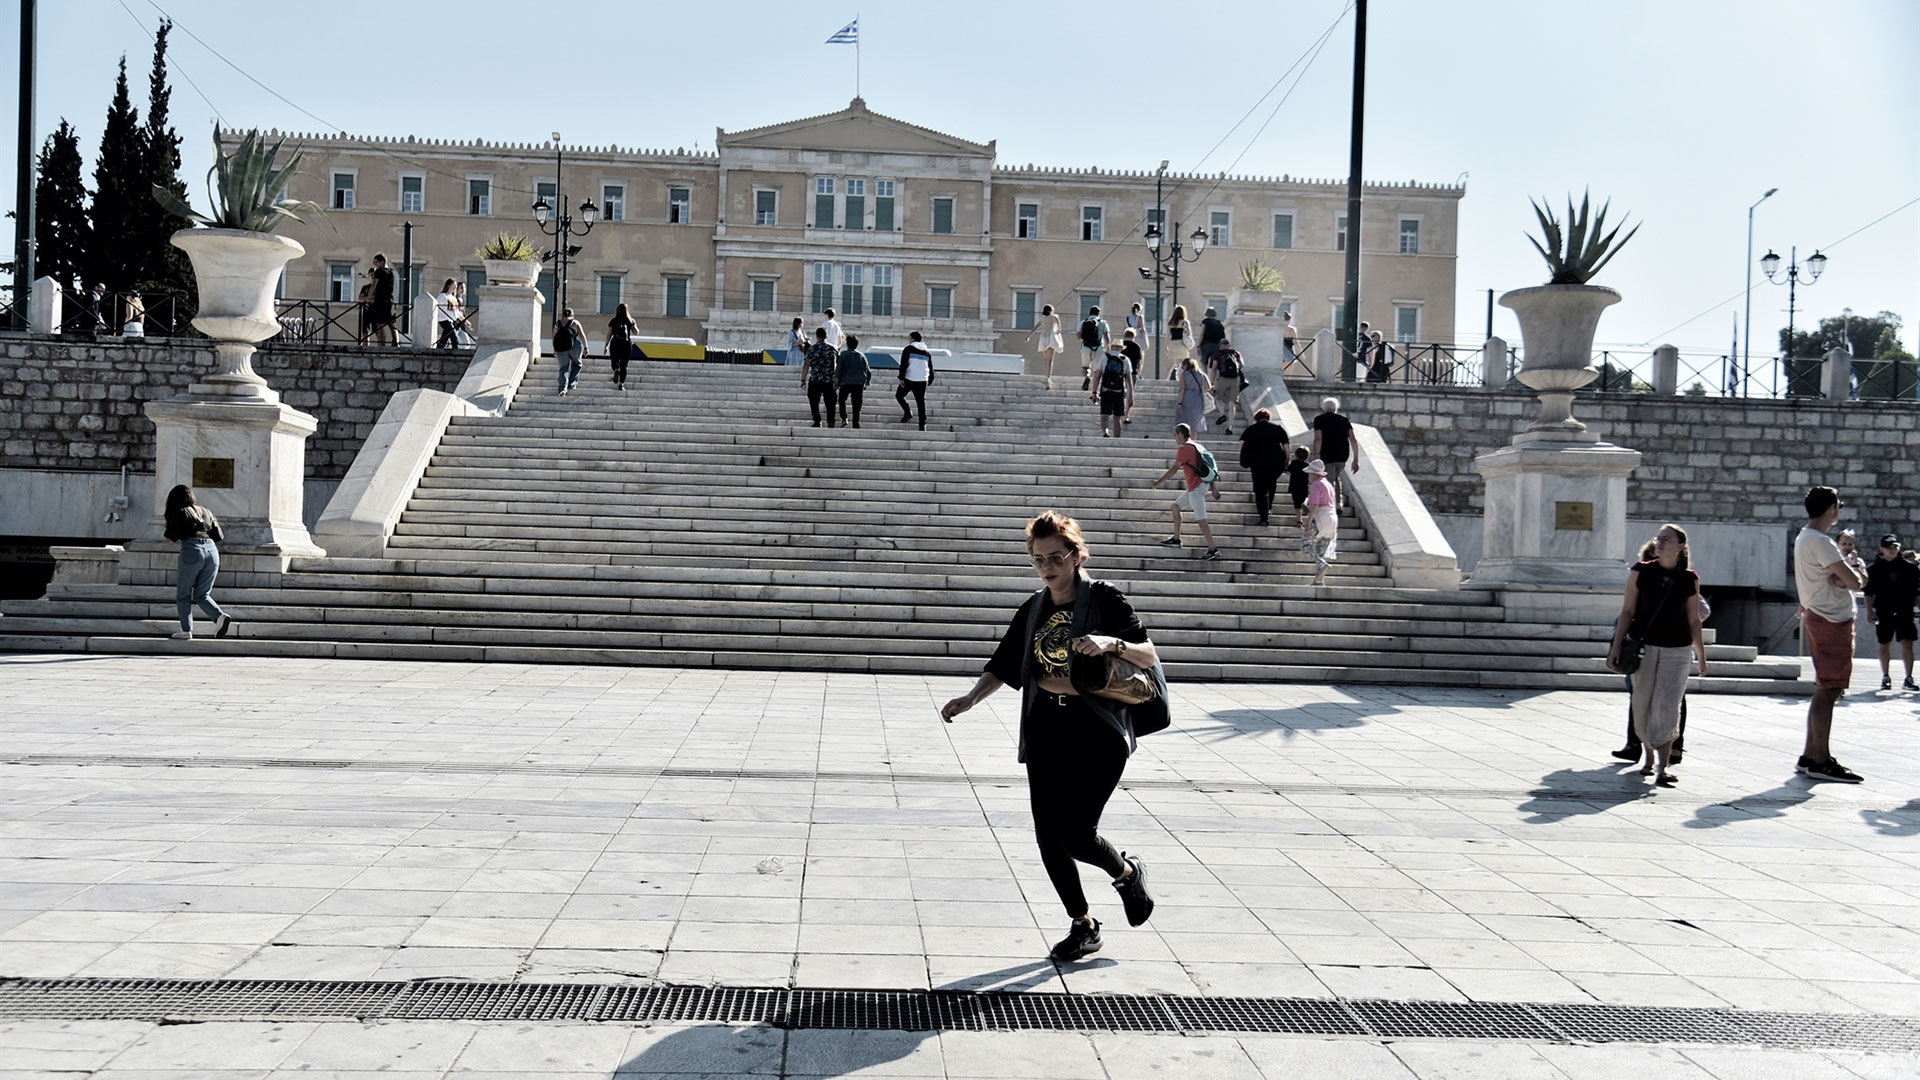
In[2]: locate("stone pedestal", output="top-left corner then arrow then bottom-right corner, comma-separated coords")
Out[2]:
29,275 -> 63,334
1482,336 -> 1508,388
1653,344 -> 1679,395
1311,328 -> 1338,384
476,282 -> 543,360
1822,347 -> 1852,401
1466,429 -> 1641,589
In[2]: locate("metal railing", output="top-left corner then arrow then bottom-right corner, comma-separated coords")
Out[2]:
1335,341 -> 1519,388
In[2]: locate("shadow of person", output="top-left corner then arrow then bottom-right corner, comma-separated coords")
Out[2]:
935,957 -> 1083,993
1683,781 -> 1818,830
1193,704 -> 1394,742
1517,764 -> 1651,823
1860,797 -> 1920,837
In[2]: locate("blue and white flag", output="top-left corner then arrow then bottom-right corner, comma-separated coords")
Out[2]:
826,18 -> 858,44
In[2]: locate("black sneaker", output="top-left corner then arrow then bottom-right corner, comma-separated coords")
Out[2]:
1883,676 -> 1895,691
1906,677 -> 1919,691
1610,746 -> 1640,762
1795,755 -> 1817,775
1202,548 -> 1222,561
1113,854 -> 1154,927
215,615 -> 235,638
1158,537 -> 1182,547
1805,757 -> 1863,783
1049,917 -> 1103,963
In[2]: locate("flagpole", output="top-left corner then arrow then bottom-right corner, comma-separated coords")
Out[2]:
856,13 -> 862,98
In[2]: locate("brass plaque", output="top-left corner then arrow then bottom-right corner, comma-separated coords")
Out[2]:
192,457 -> 235,489
1555,501 -> 1594,531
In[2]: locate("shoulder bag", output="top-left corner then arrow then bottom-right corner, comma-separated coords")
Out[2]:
1614,571 -> 1678,675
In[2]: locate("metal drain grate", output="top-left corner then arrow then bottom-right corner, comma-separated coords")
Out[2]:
1,978 -> 1914,1052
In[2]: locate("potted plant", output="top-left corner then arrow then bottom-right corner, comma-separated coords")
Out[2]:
477,233 -> 542,287
1499,191 -> 1640,429
1227,259 -> 1285,317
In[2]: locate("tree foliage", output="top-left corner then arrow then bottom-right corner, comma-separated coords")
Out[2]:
88,57 -> 146,292
32,120 -> 92,291
140,20 -> 194,302
1779,309 -> 1904,359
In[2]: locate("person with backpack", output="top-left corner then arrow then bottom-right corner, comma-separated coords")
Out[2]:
939,510 -> 1167,963
1119,329 -> 1144,426
836,333 -> 872,428
1211,338 -> 1248,433
1174,356 -> 1212,434
605,303 -> 638,391
1090,338 -> 1134,439
801,326 -> 840,427
1077,305 -> 1110,391
1237,408 -> 1291,526
553,308 -> 586,395
1153,423 -> 1221,561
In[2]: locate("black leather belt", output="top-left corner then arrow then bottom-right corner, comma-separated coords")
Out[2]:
1041,692 -> 1076,707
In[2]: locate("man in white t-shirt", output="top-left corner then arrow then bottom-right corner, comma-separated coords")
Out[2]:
1793,485 -> 1868,782
821,307 -> 845,351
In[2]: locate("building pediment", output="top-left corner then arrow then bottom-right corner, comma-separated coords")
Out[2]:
717,98 -> 993,158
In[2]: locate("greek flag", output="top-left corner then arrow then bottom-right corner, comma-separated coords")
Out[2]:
826,18 -> 858,44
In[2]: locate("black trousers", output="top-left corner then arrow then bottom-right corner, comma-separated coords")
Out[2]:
1623,674 -> 1687,752
1251,466 -> 1281,521
1024,696 -> 1128,918
437,320 -> 457,348
838,385 -> 865,426
807,381 -> 838,426
896,379 -> 928,428
610,344 -> 630,387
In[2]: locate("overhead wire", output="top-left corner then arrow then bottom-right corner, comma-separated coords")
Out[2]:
112,0 -> 223,126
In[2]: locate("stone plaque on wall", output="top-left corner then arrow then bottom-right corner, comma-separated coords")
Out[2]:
192,457 -> 235,489
1554,501 -> 1594,531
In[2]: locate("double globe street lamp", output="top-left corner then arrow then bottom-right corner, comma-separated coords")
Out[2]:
531,138 -> 599,332
1760,245 -> 1826,361
1139,221 -> 1208,381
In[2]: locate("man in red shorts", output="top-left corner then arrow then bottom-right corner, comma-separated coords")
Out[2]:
1793,486 -> 1867,782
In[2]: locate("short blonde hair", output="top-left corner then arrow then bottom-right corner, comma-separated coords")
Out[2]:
1026,510 -> 1089,559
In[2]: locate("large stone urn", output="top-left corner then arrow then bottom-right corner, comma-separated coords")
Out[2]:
1227,288 -> 1283,318
484,258 -> 541,287
1500,284 -> 1619,431
171,228 -> 304,403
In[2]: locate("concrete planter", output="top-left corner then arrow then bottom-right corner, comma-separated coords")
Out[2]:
1500,283 -> 1621,431
1227,288 -> 1283,318
170,228 -> 304,399
484,258 -> 541,287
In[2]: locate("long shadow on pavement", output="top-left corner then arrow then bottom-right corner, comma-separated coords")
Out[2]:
1517,764 -> 1652,823
1683,780 -> 1818,829
1861,797 -> 1920,836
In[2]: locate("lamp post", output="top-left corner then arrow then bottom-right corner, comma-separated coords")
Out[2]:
531,136 -> 598,332
1740,187 -> 1777,396
1760,246 -> 1827,376
1139,213 -> 1207,380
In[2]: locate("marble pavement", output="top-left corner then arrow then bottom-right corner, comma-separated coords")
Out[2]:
1,653 -> 1915,1078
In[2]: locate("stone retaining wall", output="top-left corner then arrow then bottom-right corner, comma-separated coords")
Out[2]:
1319,386 -> 1920,541
1,336 -> 471,479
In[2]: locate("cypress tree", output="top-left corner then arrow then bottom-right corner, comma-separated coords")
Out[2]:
89,56 -> 147,292
32,120 -> 93,293
141,20 -> 195,310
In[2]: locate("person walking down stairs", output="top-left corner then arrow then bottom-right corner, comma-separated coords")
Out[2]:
897,331 -> 934,429
1303,459 -> 1338,584
606,304 -> 638,391
836,334 -> 872,428
802,328 -> 840,428
553,308 -> 586,395
1154,424 -> 1221,561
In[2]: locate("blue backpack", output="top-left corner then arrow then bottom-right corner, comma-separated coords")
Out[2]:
1193,442 -> 1220,484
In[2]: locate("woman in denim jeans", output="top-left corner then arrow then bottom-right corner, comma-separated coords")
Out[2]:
163,485 -> 233,640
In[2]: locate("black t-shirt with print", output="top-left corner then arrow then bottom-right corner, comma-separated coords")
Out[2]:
985,582 -> 1147,689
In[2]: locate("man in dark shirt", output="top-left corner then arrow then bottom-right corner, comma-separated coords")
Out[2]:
368,253 -> 397,345
1197,307 -> 1226,368
801,327 -> 839,427
1236,409 -> 1291,525
1309,396 -> 1360,510
1865,534 -> 1919,691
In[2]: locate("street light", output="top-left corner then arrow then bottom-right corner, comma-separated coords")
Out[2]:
1139,186 -> 1208,378
1739,187 -> 1777,396
531,136 -> 599,332
1761,245 -> 1827,379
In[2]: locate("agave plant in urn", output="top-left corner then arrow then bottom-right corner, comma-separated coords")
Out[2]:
154,129 -> 327,402
1499,191 -> 1639,431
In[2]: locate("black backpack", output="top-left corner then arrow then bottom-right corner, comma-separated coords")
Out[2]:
1100,353 -> 1130,392
1216,349 -> 1242,379
1079,317 -> 1102,348
553,321 -> 575,352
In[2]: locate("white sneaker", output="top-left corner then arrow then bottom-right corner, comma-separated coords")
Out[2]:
169,630 -> 192,640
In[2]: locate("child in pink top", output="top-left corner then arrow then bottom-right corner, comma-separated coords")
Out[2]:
1304,459 -> 1338,583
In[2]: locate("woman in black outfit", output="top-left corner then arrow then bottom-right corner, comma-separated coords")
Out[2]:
941,511 -> 1168,963
606,302 -> 638,390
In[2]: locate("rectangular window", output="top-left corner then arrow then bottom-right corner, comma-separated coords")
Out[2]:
1331,301 -> 1347,331
929,286 -> 953,320
811,263 -> 834,313
668,186 -> 690,224
1013,290 -> 1037,330
1017,202 -> 1039,239
468,178 -> 490,216
1399,219 -> 1420,254
1081,205 -> 1102,242
875,180 -> 896,231
328,263 -> 354,302
932,197 -> 954,235
845,179 -> 865,230
1210,210 -> 1231,247
871,266 -> 894,316
1395,305 -> 1419,342
597,275 -> 622,315
536,271 -> 554,312
1336,215 -> 1348,251
399,175 -> 423,213
755,189 -> 777,226
1143,296 -> 1164,336
1145,207 -> 1165,236
1272,213 -> 1293,250
750,279 -> 776,312
536,181 -> 557,212
1079,293 -> 1102,319
664,277 -> 689,318
331,172 -> 354,210
841,263 -> 863,316
601,184 -> 624,222
814,177 -> 835,228
464,268 -> 486,303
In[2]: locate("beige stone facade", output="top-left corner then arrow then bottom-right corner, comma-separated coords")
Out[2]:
257,100 -> 1461,366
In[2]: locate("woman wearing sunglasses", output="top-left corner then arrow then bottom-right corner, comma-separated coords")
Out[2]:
940,511 -> 1170,963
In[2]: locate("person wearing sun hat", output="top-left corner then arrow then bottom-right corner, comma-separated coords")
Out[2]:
1303,459 -> 1338,584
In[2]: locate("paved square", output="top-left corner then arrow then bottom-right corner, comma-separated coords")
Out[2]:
1,653 -> 1915,1078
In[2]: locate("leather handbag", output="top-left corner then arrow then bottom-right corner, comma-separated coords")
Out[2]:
1089,649 -> 1158,705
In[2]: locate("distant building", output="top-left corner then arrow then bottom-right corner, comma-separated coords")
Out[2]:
259,99 -> 1462,362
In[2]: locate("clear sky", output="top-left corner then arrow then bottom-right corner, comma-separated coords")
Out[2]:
4,0 -> 1915,355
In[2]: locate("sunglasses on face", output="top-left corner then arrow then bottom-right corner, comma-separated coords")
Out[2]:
1029,552 -> 1075,570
